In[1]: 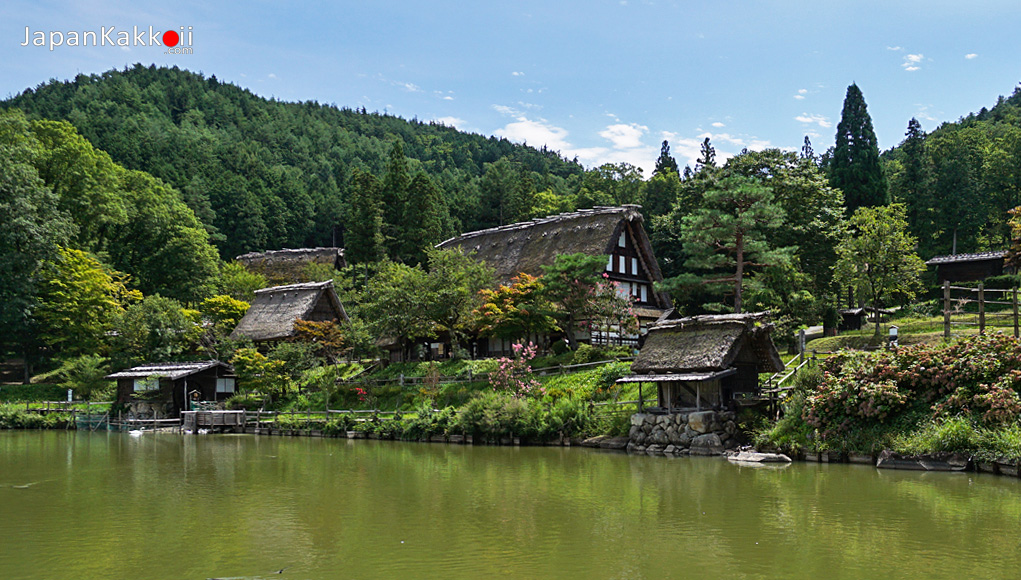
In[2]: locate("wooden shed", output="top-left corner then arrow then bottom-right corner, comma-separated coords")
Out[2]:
230,280 -> 349,344
107,360 -> 236,417
926,251 -> 1007,283
617,312 -> 783,412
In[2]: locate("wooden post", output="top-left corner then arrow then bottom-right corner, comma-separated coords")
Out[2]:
943,281 -> 951,339
638,382 -> 643,412
1014,287 -> 1019,339
978,282 -> 985,335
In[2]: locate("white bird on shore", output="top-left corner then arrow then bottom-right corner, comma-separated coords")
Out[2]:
128,430 -> 144,437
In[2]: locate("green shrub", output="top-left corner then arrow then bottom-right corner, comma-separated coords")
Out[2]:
225,392 -> 267,411
893,417 -> 977,455
571,344 -> 597,365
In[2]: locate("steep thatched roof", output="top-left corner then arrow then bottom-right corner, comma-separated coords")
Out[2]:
630,312 -> 783,375
106,361 -> 233,381
437,205 -> 653,276
236,247 -> 346,282
230,280 -> 348,342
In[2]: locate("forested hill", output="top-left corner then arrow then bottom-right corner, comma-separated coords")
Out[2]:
883,85 -> 1021,258
3,64 -> 584,258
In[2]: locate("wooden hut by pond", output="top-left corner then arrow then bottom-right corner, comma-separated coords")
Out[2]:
230,280 -> 349,344
926,251 -> 1008,283
617,312 -> 783,412
236,247 -> 346,284
436,205 -> 672,355
107,360 -> 236,417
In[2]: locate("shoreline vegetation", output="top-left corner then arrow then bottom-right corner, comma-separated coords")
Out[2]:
9,332 -> 1021,478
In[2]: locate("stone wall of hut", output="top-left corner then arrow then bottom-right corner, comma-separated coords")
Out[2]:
627,410 -> 740,456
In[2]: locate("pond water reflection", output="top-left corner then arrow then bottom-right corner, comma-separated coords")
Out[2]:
1,431 -> 1019,579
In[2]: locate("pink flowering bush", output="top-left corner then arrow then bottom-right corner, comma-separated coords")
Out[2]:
803,334 -> 1021,441
490,342 -> 545,398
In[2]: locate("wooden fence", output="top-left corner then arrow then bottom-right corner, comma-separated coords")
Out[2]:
942,281 -> 1019,339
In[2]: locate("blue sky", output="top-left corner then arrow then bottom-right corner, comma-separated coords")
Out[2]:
2,0 -> 1020,173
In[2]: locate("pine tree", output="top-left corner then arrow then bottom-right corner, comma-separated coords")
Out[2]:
672,175 -> 789,313
653,140 -> 680,178
830,83 -> 887,213
346,168 -> 385,266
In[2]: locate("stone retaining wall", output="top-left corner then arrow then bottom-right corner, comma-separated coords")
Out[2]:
627,410 -> 739,456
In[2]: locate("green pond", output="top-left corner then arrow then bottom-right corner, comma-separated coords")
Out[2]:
2,431 -> 1020,580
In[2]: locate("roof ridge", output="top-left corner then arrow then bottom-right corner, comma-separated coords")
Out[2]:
436,205 -> 641,247
253,280 -> 334,294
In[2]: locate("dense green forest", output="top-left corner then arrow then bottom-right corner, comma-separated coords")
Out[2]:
884,87 -> 1021,257
4,64 -> 585,259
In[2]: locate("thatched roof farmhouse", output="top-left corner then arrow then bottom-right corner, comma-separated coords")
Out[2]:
439,204 -> 670,313
230,280 -> 348,343
435,206 -> 672,355
619,312 -> 783,411
236,247 -> 346,283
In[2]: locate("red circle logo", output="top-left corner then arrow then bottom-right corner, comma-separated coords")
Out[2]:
163,30 -> 180,47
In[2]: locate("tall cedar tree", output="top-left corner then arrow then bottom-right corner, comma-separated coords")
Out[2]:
402,173 -> 447,266
653,140 -> 680,177
696,137 -> 716,171
381,141 -> 411,260
345,168 -> 385,266
830,84 -> 887,213
898,118 -> 935,252
801,136 -> 815,161
673,175 -> 788,313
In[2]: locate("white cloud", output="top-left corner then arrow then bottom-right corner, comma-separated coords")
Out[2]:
794,88 -> 807,100
512,71 -> 525,76
268,73 -> 277,79
887,46 -> 902,51
495,117 -> 572,151
493,104 -> 519,116
433,116 -> 466,129
902,53 -> 924,71
965,53 -> 978,59
443,96 -> 454,100
599,123 -> 648,149
913,105 -> 939,123
712,122 -> 726,128
399,81 -> 422,92
795,113 -> 832,128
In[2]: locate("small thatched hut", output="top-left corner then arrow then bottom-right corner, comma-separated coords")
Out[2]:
617,312 -> 783,412
236,247 -> 346,283
230,280 -> 348,343
436,205 -> 671,354
925,251 -> 1008,283
107,360 -> 236,417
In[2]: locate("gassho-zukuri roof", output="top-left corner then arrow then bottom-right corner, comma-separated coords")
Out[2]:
627,312 -> 784,376
106,361 -> 233,381
236,247 -> 346,281
230,280 -> 349,342
925,250 -> 1007,265
435,205 -> 664,283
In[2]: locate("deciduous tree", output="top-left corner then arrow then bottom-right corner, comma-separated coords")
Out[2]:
833,204 -> 926,337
